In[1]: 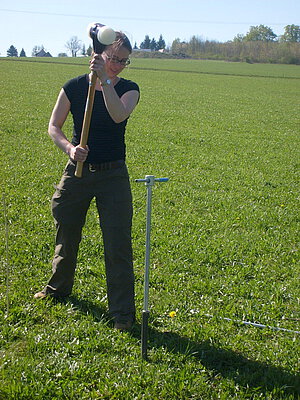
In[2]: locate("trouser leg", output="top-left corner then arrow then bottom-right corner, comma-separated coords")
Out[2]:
44,222 -> 84,296
101,226 -> 135,321
95,165 -> 135,322
43,161 -> 92,297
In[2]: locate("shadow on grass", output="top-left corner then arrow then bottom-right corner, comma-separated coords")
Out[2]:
56,295 -> 111,323
142,327 -> 300,397
59,296 -> 300,397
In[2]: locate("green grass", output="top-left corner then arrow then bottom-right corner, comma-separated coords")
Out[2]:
2,56 -> 300,78
1,57 -> 300,399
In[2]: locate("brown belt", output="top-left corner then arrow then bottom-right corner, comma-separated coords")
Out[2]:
85,160 -> 125,172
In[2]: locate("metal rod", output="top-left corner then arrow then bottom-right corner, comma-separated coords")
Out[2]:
143,176 -> 154,312
135,175 -> 169,360
141,310 -> 150,360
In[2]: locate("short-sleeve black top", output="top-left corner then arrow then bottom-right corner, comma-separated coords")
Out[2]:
63,74 -> 139,163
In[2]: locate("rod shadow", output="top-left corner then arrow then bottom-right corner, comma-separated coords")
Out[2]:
58,296 -> 300,397
137,326 -> 300,397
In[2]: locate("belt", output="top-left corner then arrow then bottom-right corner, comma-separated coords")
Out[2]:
85,160 -> 125,172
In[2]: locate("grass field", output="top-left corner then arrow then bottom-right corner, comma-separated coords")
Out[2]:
1,57 -> 300,399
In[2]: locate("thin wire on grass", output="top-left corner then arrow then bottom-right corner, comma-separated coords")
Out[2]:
3,193 -> 10,315
204,314 -> 300,335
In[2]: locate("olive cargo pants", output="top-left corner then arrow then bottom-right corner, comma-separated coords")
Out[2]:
43,160 -> 135,322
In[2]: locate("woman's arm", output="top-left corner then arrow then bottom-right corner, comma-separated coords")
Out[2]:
101,87 -> 139,123
90,54 -> 139,123
48,89 -> 89,162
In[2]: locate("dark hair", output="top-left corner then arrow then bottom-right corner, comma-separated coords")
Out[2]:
111,31 -> 132,54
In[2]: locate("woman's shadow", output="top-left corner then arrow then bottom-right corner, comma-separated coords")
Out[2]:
66,296 -> 300,397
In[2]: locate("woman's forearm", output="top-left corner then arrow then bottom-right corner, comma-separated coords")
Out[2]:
101,81 -> 139,123
48,124 -> 73,156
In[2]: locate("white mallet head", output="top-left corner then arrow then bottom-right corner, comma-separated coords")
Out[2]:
97,26 -> 116,45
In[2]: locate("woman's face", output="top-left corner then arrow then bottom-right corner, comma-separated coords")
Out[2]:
104,46 -> 131,78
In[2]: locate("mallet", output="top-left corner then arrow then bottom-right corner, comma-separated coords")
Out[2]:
75,23 -> 116,178
135,175 -> 169,360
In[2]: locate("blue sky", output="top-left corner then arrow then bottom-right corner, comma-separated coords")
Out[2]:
0,0 -> 299,56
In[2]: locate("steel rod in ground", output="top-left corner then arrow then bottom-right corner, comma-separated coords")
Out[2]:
143,183 -> 152,311
141,311 -> 150,360
135,175 -> 169,360
141,181 -> 152,360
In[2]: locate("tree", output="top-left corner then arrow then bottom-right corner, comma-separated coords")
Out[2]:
233,33 -> 245,43
81,44 -> 86,56
7,45 -> 18,57
189,35 -> 203,54
171,38 -> 188,56
244,25 -> 277,42
140,35 -> 151,49
19,48 -> 26,57
280,24 -> 300,42
157,34 -> 166,50
86,45 -> 92,56
150,38 -> 157,51
58,53 -> 68,57
65,36 -> 81,57
171,38 -> 181,54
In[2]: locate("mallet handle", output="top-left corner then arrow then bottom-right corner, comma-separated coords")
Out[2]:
75,71 -> 98,178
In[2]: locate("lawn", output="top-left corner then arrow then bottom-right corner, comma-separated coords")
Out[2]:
1,57 -> 299,399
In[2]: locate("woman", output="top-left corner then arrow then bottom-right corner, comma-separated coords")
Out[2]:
34,32 -> 140,331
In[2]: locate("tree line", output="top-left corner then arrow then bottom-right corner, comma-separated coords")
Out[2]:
6,41 -> 92,58
5,24 -> 300,64
148,25 -> 300,64
170,25 -> 300,64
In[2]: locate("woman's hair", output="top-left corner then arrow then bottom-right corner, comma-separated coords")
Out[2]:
110,31 -> 132,54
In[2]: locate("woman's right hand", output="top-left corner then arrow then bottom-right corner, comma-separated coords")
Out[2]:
68,144 -> 89,162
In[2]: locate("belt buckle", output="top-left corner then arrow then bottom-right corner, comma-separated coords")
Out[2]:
88,164 -> 97,172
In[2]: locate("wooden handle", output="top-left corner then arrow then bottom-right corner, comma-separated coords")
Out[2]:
75,71 -> 98,178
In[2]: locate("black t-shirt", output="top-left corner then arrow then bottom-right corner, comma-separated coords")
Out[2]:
63,74 -> 139,163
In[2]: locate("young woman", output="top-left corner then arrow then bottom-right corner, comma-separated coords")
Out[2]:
34,33 -> 140,331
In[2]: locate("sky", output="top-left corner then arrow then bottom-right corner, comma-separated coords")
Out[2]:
0,0 -> 299,57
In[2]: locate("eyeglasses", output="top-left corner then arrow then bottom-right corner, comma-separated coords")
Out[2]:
105,54 -> 131,66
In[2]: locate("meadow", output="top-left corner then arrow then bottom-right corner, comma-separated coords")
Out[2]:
0,56 -> 300,399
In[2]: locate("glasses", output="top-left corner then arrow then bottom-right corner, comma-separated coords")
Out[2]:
105,54 -> 131,66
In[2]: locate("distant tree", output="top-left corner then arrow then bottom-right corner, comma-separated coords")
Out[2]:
189,35 -> 204,54
280,24 -> 300,42
171,38 -> 180,53
233,33 -> 245,43
32,45 -> 44,56
140,35 -> 151,49
19,48 -> 26,57
86,45 -> 92,56
7,45 -> 18,57
171,38 -> 189,56
81,44 -> 86,56
65,36 -> 81,57
244,25 -> 277,42
157,34 -> 166,49
150,38 -> 157,51
58,53 -> 68,57
133,42 -> 138,50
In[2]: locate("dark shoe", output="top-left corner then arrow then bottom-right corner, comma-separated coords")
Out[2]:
114,321 -> 133,331
34,291 -> 47,299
